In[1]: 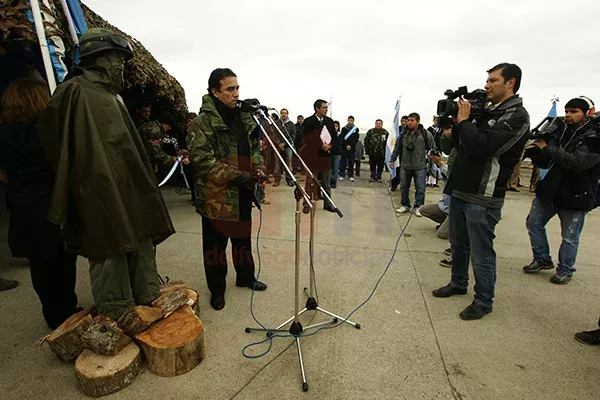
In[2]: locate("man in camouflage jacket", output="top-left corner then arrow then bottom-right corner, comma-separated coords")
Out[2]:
187,68 -> 267,311
364,119 -> 389,182
138,112 -> 179,170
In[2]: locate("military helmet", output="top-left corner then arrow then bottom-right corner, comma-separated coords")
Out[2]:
79,28 -> 134,61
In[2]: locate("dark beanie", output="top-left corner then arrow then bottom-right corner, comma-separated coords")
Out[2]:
565,98 -> 590,114
160,111 -> 177,127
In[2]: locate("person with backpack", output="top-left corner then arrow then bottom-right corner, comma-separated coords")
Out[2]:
389,112 -> 435,216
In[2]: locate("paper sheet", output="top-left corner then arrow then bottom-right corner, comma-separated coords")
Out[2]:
320,125 -> 331,144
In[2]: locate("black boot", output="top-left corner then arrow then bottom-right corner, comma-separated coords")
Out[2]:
432,284 -> 467,298
459,302 -> 493,320
210,295 -> 225,311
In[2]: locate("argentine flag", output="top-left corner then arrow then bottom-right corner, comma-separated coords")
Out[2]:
385,98 -> 401,179
540,98 -> 559,179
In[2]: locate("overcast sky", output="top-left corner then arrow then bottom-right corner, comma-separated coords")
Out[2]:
84,0 -> 599,130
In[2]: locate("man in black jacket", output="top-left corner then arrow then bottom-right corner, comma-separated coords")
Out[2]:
432,63 -> 530,320
523,98 -> 600,285
339,116 -> 359,182
299,100 -> 336,213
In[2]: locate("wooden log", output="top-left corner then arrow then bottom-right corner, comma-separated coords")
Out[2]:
38,307 -> 94,362
82,315 -> 132,356
135,305 -> 206,377
186,289 -> 199,316
152,287 -> 189,317
159,280 -> 187,294
117,306 -> 163,336
75,342 -> 142,397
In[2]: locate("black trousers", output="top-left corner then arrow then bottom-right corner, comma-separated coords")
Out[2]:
202,216 -> 256,297
28,221 -> 78,329
369,156 -> 385,180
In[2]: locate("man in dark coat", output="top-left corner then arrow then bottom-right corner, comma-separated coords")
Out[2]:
299,99 -> 337,213
38,28 -> 175,321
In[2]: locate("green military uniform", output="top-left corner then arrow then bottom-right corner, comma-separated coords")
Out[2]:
138,120 -> 176,169
187,94 -> 259,221
187,94 -> 261,299
364,128 -> 390,158
37,28 -> 174,320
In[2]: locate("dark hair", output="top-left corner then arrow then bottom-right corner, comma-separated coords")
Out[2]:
0,78 -> 50,124
487,63 -> 522,93
401,115 -> 408,120
348,115 -> 355,120
281,108 -> 288,114
375,119 -> 383,123
207,68 -> 237,94
160,111 -> 176,127
297,115 -> 304,119
141,103 -> 151,109
333,120 -> 340,125
408,112 -> 420,121
313,99 -> 327,111
187,112 -> 197,120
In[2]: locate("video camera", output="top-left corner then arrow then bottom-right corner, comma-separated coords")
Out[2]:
436,86 -> 487,129
523,116 -> 565,160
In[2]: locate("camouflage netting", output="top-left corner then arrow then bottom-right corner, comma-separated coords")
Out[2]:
0,0 -> 188,112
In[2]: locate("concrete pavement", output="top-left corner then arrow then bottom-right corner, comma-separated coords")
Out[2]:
1,175 -> 599,400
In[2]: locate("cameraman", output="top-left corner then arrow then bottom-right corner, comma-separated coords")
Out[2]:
433,63 -> 530,320
523,98 -> 600,284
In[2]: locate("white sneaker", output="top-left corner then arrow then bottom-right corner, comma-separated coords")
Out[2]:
415,208 -> 422,217
349,177 -> 355,182
396,206 -> 409,214
338,177 -> 344,181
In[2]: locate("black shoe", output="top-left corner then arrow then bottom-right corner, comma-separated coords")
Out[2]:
439,257 -> 452,268
236,280 -> 268,291
523,259 -> 555,273
459,302 -> 492,320
432,284 -> 467,298
286,181 -> 294,187
211,295 -> 225,310
302,204 -> 310,214
507,187 -> 519,192
331,184 -> 337,189
324,205 -> 336,213
575,329 -> 600,345
444,248 -> 452,256
0,278 -> 19,291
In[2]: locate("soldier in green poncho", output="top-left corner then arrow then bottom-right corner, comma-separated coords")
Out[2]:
38,28 -> 175,320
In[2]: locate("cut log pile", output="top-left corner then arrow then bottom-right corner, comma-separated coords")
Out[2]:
39,281 -> 205,397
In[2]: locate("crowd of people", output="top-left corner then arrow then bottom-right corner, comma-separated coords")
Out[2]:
1,28 -> 600,346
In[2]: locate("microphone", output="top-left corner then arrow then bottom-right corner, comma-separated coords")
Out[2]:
238,99 -> 275,113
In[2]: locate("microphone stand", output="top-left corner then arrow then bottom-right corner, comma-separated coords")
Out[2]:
244,108 -> 361,392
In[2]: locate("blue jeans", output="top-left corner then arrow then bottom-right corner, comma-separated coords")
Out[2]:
331,154 -> 341,183
525,197 -> 586,276
400,168 -> 427,207
449,196 -> 502,308
283,147 -> 293,181
339,151 -> 356,178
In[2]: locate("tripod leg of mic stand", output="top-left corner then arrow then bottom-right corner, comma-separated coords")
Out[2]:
295,337 -> 308,392
316,307 -> 361,329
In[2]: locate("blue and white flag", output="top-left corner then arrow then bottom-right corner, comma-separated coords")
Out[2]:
540,97 -> 559,179
385,97 -> 401,178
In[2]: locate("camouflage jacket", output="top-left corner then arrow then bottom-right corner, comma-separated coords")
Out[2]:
187,95 -> 259,221
364,128 -> 389,157
138,121 -> 175,169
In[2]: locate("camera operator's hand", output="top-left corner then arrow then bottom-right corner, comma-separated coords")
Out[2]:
456,98 -> 472,124
278,143 -> 285,151
532,139 -> 548,150
443,128 -> 453,139
182,157 -> 190,165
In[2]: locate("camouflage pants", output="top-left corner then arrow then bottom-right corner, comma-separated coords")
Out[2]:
89,238 -> 160,320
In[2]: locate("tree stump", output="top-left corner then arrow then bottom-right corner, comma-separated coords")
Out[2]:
159,280 -> 187,294
38,307 -> 94,362
186,289 -> 199,316
135,305 -> 206,376
75,342 -> 142,397
152,287 -> 189,317
117,306 -> 163,336
81,315 -> 132,356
